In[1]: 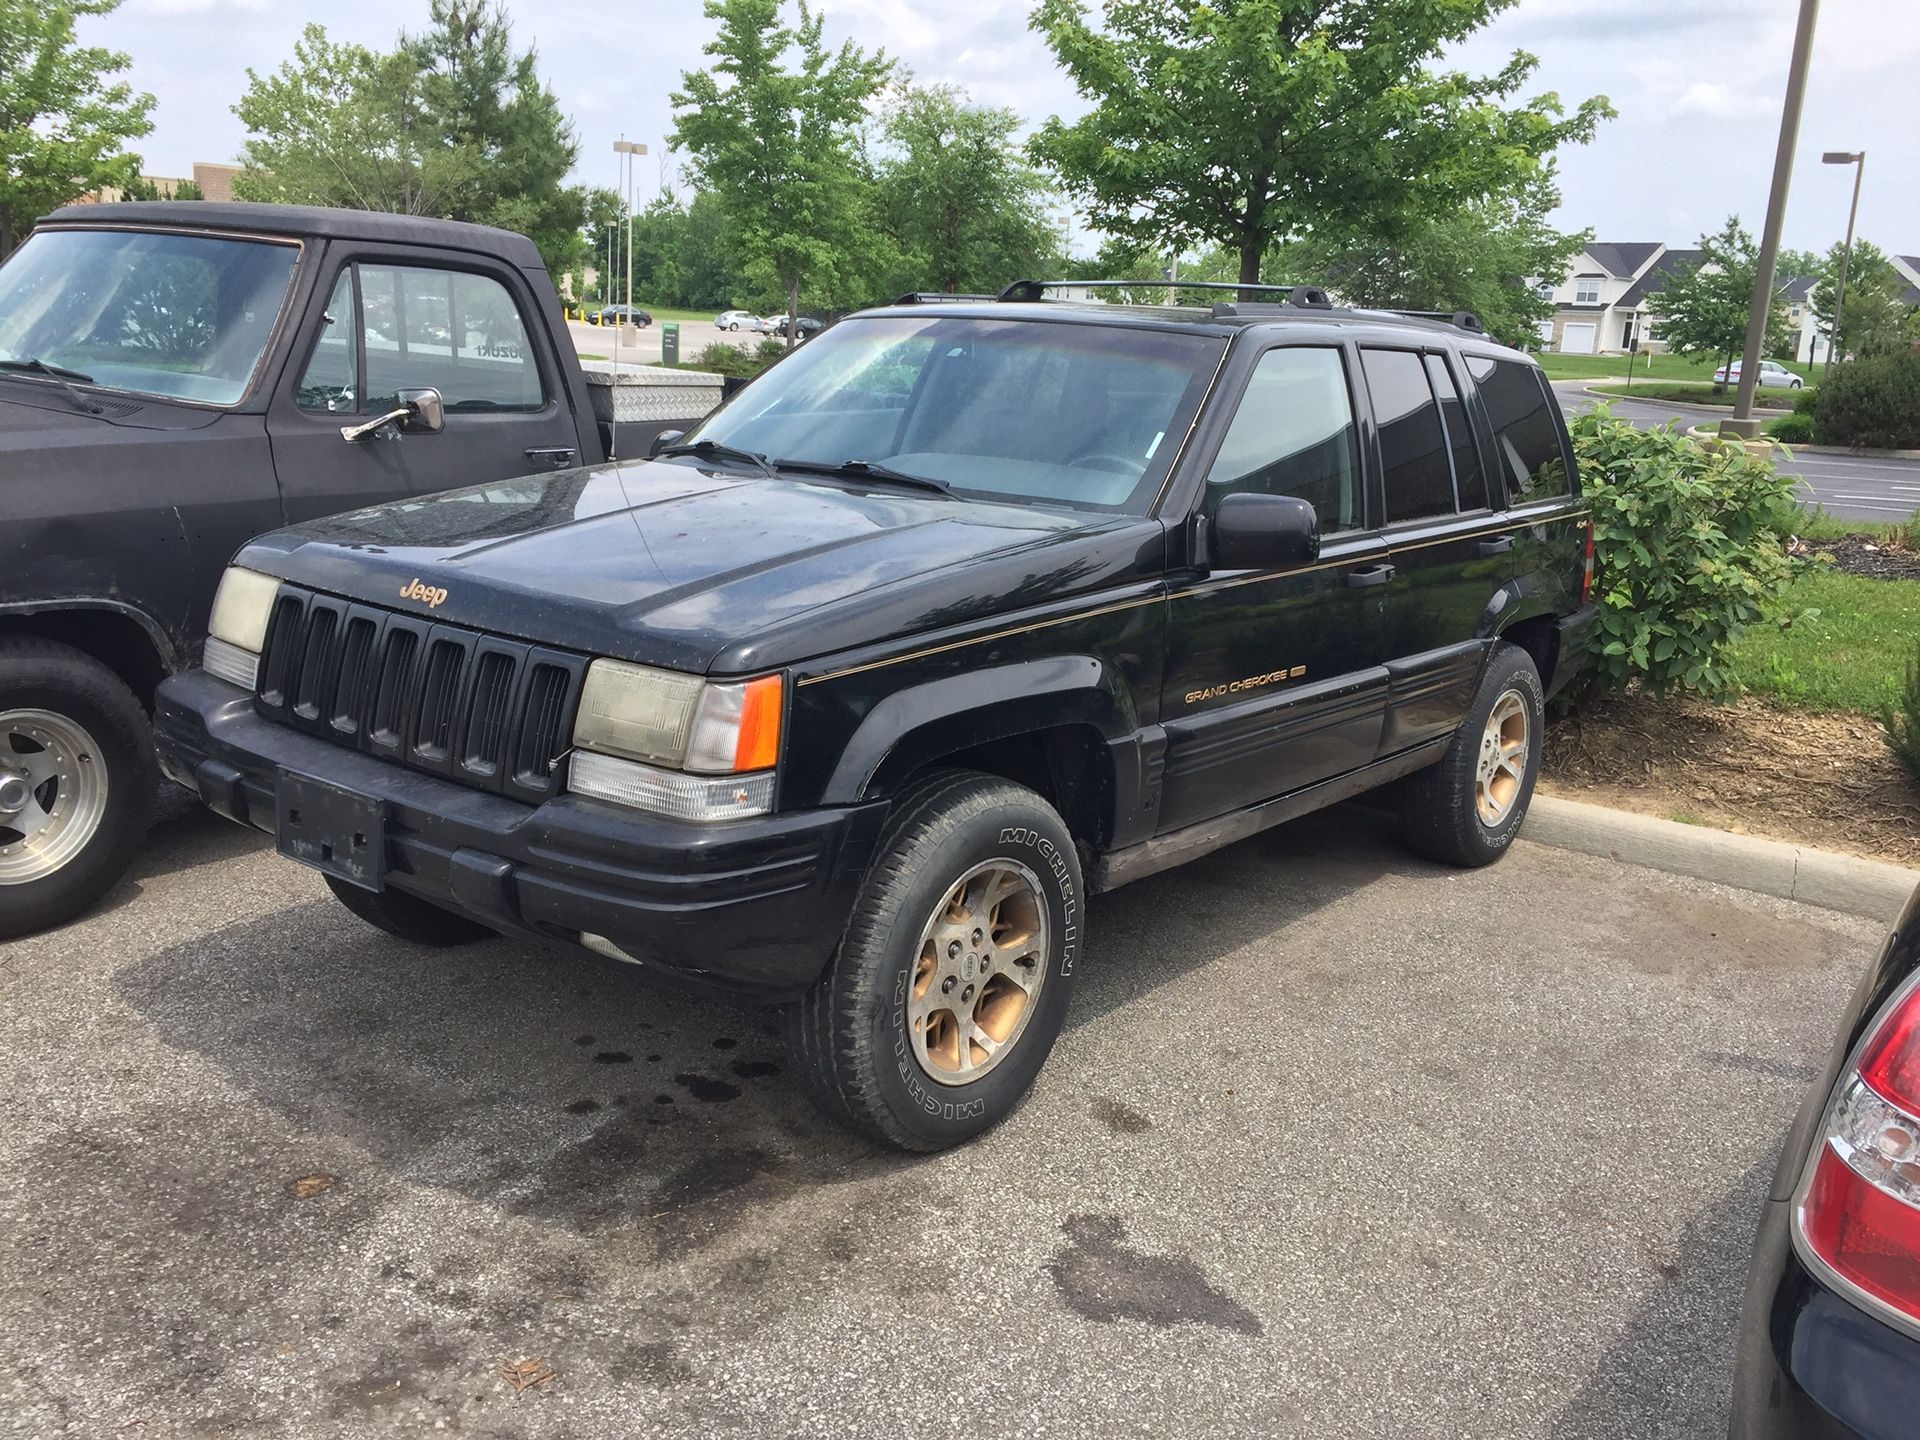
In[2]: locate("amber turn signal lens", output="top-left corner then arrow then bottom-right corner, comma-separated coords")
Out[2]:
732,674 -> 783,772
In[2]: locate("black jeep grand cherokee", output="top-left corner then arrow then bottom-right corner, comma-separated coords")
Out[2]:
155,285 -> 1596,1150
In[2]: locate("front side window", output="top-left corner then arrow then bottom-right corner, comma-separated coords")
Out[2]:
295,262 -> 543,416
1203,347 -> 1360,532
687,315 -> 1224,513
1467,355 -> 1571,500
1361,348 -> 1455,523
0,227 -> 296,405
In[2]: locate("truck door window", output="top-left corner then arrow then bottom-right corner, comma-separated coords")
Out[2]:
297,262 -> 544,417
1203,347 -> 1360,532
1361,347 -> 1456,523
1424,353 -> 1488,512
1466,355 -> 1571,500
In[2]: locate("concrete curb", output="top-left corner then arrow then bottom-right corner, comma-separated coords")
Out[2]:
1524,793 -> 1917,925
1580,384 -> 1795,416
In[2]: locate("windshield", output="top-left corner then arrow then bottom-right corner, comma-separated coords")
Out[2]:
0,228 -> 298,405
686,315 -> 1225,513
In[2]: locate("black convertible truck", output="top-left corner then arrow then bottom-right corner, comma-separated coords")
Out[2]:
0,202 -> 652,938
154,284 -> 1597,1149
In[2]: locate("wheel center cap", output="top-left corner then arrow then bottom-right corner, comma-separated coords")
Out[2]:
0,773 -> 29,815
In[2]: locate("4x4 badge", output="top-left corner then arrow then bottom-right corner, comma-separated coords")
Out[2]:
399,578 -> 448,608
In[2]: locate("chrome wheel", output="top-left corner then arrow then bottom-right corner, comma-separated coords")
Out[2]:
1474,690 -> 1530,828
0,708 -> 110,885
907,860 -> 1050,1086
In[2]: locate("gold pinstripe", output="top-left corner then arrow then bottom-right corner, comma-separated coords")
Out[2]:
793,509 -> 1591,688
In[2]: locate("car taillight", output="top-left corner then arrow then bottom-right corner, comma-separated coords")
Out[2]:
1579,517 -> 1595,607
1796,973 -> 1920,1330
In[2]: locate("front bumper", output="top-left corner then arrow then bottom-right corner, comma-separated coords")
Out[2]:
154,670 -> 888,1000
1729,1196 -> 1920,1440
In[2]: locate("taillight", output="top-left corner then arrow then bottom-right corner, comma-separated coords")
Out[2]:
1578,517 -> 1595,607
1796,973 -> 1920,1330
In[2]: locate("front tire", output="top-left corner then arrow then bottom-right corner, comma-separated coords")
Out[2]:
323,875 -> 495,946
787,772 -> 1083,1151
1399,641 -> 1545,868
0,637 -> 156,939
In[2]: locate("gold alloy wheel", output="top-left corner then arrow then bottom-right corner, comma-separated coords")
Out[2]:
907,859 -> 1050,1086
1474,689 -> 1530,828
0,708 -> 110,886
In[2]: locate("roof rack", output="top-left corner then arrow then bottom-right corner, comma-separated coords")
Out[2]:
1384,309 -> 1487,333
891,291 -> 998,304
995,278 -> 1322,304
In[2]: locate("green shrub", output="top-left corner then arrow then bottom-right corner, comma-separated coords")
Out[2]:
1567,405 -> 1801,698
1792,384 -> 1819,416
1815,352 -> 1920,449
1765,412 -> 1816,444
686,341 -> 766,378
1884,640 -> 1920,781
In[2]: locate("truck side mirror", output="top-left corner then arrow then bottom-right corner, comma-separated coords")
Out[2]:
648,429 -> 685,458
1208,492 -> 1320,570
396,387 -> 443,435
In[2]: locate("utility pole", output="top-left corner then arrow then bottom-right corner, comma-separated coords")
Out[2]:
1820,150 -> 1865,384
1726,0 -> 1819,440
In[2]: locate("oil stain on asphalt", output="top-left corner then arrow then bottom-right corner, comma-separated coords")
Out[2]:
1047,1214 -> 1263,1335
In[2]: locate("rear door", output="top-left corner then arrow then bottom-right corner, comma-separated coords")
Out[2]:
1156,341 -> 1393,833
265,245 -> 585,523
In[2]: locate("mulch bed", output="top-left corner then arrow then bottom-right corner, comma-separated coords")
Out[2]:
1792,534 -> 1920,582
1542,689 -> 1920,869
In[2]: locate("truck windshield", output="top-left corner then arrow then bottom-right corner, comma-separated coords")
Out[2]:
0,228 -> 298,406
684,315 -> 1225,513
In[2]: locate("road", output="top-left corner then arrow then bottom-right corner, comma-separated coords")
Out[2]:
565,316 -> 773,366
1553,382 -> 1920,522
0,801 -> 1881,1438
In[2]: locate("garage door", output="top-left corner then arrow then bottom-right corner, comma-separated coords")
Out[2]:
1560,323 -> 1597,355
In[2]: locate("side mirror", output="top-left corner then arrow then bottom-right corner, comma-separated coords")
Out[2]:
1208,492 -> 1320,570
397,387 -> 443,435
648,429 -> 686,458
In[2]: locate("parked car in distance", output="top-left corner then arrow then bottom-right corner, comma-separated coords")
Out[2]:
154,284 -> 1596,1150
765,314 -> 825,340
1713,358 -> 1803,388
1728,882 -> 1920,1440
589,304 -> 653,328
715,310 -> 768,332
0,200 -> 625,939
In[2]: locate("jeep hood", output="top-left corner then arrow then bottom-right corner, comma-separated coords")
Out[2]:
236,458 -> 1162,674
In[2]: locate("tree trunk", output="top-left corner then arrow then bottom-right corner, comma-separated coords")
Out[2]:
0,204 -> 14,263
786,278 -> 800,352
1238,231 -> 1263,298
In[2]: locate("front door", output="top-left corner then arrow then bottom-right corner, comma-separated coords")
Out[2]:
266,248 -> 585,524
1157,343 -> 1392,834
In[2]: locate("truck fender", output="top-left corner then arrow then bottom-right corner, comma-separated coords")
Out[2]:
820,655 -> 1137,806
0,597 -> 182,671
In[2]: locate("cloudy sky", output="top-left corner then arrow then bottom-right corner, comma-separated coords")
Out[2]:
100,0 -> 1915,259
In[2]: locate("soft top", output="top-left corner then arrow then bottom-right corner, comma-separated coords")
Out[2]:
40,201 -> 546,271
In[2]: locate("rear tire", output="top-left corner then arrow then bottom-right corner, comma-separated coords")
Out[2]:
786,772 -> 1083,1151
0,637 -> 155,940
1399,642 -> 1544,868
323,875 -> 495,946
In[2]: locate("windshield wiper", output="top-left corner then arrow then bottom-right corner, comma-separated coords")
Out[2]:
656,438 -> 775,477
773,457 -> 953,497
0,357 -> 103,414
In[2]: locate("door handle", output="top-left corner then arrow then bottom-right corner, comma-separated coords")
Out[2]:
1476,535 -> 1515,556
525,447 -> 577,468
1344,562 -> 1395,588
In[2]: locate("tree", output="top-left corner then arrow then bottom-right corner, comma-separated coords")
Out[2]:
234,5 -> 588,274
0,0 -> 155,258
1028,0 -> 1609,292
1653,217 -> 1790,381
872,84 -> 1062,295
1810,239 -> 1918,362
671,0 -> 892,341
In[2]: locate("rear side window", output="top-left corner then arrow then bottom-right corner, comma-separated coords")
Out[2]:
1424,354 -> 1488,512
1204,347 -> 1361,532
1467,356 -> 1571,500
1360,348 -> 1454,523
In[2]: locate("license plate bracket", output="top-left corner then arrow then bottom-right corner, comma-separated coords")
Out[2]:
276,769 -> 387,890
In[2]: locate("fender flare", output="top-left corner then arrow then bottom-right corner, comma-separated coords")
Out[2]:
0,597 -> 182,672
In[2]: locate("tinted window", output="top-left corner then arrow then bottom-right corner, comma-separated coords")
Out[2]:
1467,356 -> 1570,500
361,265 -> 542,413
297,269 -> 357,413
1204,348 -> 1360,531
1424,353 -> 1487,511
1361,348 -> 1454,522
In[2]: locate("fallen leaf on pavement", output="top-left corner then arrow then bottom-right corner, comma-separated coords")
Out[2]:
498,1357 -> 557,1393
289,1173 -> 337,1199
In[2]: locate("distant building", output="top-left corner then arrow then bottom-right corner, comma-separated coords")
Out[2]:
80,162 -> 243,205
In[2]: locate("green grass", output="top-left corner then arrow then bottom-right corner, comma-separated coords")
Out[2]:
1537,351 -> 1815,383
1586,381 -> 1805,409
1788,508 -> 1920,545
1730,567 -> 1920,712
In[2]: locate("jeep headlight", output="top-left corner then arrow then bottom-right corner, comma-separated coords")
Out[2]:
203,566 -> 280,690
567,658 -> 783,821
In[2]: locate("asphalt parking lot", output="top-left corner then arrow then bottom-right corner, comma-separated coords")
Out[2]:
0,803 -> 1881,1439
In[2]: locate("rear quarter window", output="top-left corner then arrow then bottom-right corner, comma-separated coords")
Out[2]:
1466,356 -> 1571,501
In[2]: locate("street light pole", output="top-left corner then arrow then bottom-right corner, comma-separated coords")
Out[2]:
1821,150 -> 1865,384
1726,0 -> 1820,440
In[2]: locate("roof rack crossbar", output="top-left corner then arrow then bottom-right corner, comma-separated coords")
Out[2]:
892,291 -> 998,305
995,278 -> 1315,303
1389,308 -> 1486,333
